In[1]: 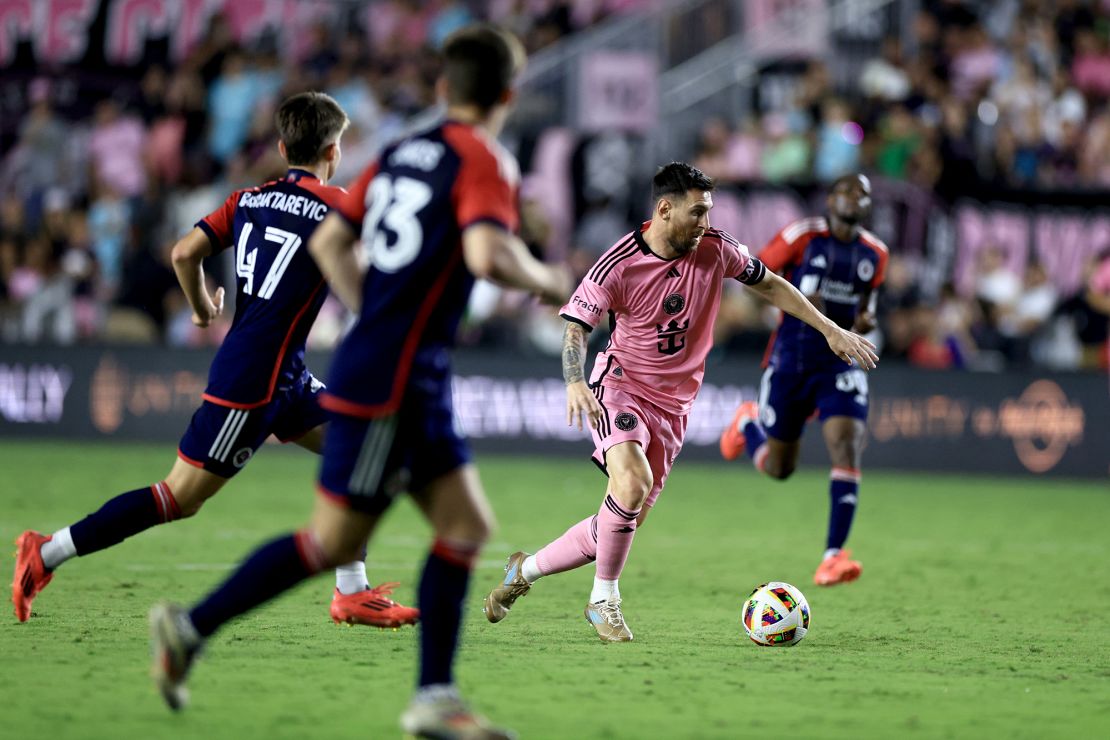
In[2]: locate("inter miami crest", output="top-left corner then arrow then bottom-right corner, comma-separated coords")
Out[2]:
614,412 -> 638,431
663,293 -> 685,315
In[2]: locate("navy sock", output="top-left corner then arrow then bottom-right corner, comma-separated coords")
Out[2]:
743,421 -> 768,462
189,531 -> 326,638
417,540 -> 478,687
70,483 -> 180,557
827,469 -> 860,550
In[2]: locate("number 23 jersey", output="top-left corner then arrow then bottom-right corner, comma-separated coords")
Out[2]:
196,168 -> 345,409
323,120 -> 520,418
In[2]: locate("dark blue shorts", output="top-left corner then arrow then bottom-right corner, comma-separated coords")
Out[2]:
317,381 -> 470,515
178,377 -> 327,478
757,365 -> 869,443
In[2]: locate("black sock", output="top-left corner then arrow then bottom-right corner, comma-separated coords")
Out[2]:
189,531 -> 326,638
70,483 -> 180,556
417,540 -> 478,687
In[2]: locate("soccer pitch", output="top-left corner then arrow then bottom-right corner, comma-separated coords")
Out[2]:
2,441 -> 1107,739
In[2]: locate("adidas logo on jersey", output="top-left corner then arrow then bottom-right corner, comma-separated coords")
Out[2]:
666,267 -> 681,278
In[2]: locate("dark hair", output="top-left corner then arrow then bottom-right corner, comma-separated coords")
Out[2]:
651,162 -> 714,203
274,92 -> 349,166
442,24 -> 525,111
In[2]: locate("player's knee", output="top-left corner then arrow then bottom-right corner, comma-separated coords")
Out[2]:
764,458 -> 796,480
170,487 -> 207,518
610,472 -> 651,511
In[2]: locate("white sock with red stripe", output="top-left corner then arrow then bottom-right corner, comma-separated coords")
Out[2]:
40,527 -> 76,569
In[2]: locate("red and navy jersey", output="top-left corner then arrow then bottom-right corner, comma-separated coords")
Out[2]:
196,169 -> 345,409
322,120 -> 519,418
761,217 -> 889,372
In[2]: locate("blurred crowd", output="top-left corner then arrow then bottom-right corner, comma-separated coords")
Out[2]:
0,0 -> 1108,373
693,0 -> 1110,193
688,0 -> 1110,371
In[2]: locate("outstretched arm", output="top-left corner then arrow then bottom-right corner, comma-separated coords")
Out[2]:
563,321 -> 603,430
171,227 -> 224,328
747,271 -> 879,369
308,212 -> 363,312
462,223 -> 571,305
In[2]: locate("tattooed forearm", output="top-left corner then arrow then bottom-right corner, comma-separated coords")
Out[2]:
562,321 -> 587,385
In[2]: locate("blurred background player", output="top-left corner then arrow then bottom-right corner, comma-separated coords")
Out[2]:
719,173 -> 888,587
484,163 -> 878,642
12,92 -> 417,628
147,25 -> 571,740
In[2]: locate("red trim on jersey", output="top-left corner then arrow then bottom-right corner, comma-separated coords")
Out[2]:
759,227 -> 823,273
321,249 -> 464,419
336,162 -> 379,227
198,190 -> 244,250
858,230 -> 889,287
202,280 -> 327,410
444,122 -> 519,233
295,177 -> 347,210
177,449 -> 206,469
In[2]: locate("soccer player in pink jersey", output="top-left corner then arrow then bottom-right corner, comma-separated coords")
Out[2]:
483,162 -> 878,641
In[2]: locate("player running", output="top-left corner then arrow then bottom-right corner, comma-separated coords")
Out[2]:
11,92 -> 417,629
148,25 -> 569,739
483,163 -> 878,642
719,173 -> 888,587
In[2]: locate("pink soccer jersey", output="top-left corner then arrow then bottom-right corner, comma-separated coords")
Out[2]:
560,223 -> 766,415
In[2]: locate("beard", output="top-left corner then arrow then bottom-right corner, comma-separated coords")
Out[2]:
668,231 -> 700,254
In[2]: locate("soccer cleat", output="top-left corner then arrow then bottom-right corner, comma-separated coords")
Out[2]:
482,551 -> 531,624
149,602 -> 202,711
400,688 -> 516,740
329,582 -> 419,628
719,401 -> 760,461
12,531 -> 53,622
813,549 -> 862,586
584,597 -> 633,642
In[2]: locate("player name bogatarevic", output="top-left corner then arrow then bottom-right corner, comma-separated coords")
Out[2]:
237,191 -> 329,221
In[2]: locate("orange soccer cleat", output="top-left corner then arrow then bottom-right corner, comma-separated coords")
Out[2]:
330,582 -> 419,628
12,531 -> 53,622
719,401 -> 760,461
814,549 -> 862,586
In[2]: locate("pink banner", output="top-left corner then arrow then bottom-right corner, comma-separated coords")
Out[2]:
578,51 -> 658,133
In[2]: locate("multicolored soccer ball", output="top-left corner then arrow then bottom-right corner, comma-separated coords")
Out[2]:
741,581 -> 810,646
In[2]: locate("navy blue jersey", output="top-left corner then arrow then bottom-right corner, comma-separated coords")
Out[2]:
322,121 -> 519,418
196,169 -> 344,408
760,217 -> 889,373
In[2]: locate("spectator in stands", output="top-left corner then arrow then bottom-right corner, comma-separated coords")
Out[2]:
89,99 -> 148,200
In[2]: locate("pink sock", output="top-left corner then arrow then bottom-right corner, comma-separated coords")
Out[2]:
535,515 -> 598,576
594,494 -> 640,580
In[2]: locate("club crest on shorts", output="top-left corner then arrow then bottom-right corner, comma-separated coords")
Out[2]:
232,447 -> 253,468
662,293 -> 685,315
615,412 -> 638,431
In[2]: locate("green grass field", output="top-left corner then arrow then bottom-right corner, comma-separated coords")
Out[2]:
1,441 -> 1108,739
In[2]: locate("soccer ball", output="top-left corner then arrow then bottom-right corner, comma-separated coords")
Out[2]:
741,581 -> 810,646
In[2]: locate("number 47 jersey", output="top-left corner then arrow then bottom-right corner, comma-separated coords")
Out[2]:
323,120 -> 520,418
196,168 -> 345,409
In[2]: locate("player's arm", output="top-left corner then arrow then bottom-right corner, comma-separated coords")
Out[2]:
562,320 -> 603,431
307,212 -> 363,312
461,223 -> 572,305
170,227 -> 224,328
748,271 -> 879,370
854,287 -> 878,333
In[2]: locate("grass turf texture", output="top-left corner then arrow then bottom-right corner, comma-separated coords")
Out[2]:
1,441 -> 1107,739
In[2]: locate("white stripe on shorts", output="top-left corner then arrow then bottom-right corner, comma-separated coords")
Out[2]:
209,409 -> 248,462
348,416 -> 397,495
